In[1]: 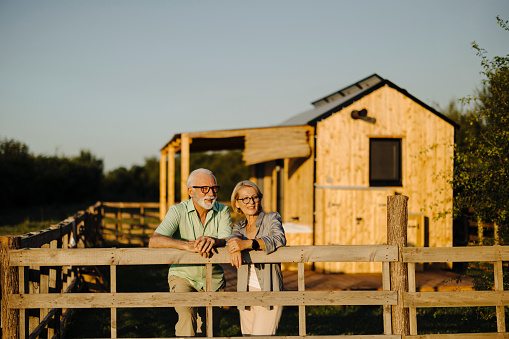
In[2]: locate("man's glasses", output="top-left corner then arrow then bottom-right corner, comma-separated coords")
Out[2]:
192,186 -> 220,194
237,196 -> 260,204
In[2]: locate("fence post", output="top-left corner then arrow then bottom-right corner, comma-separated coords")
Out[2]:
87,202 -> 103,246
1,236 -> 20,339
387,195 -> 410,335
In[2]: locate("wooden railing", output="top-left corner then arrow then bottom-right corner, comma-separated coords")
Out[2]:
0,202 -> 103,338
6,245 -> 400,339
1,196 -> 508,338
100,201 -> 239,246
101,202 -> 160,246
404,246 -> 509,336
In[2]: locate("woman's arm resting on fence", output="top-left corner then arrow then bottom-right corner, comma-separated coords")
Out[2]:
227,238 -> 265,269
228,238 -> 264,253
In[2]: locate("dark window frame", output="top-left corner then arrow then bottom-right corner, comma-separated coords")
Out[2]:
369,138 -> 402,187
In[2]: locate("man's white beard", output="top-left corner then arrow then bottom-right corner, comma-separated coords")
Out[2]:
196,195 -> 216,210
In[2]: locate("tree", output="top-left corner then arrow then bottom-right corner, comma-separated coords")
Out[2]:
101,157 -> 159,202
453,16 -> 509,237
443,100 -> 483,151
0,137 -> 104,208
0,138 -> 34,207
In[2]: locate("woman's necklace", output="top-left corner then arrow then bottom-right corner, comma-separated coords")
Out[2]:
246,223 -> 256,236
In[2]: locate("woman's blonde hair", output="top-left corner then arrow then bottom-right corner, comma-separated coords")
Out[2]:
230,180 -> 263,214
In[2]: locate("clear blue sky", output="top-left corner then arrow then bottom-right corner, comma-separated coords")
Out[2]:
1,1 -> 508,172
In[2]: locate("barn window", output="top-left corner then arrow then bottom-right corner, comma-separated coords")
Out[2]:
369,138 -> 402,187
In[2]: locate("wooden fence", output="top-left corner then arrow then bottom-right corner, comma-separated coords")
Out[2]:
0,202 -> 103,338
1,196 -> 508,338
100,201 -> 238,246
101,202 -> 160,246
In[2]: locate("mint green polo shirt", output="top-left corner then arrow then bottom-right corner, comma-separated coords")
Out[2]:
155,199 -> 232,291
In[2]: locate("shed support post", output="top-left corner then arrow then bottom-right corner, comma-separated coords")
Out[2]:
160,148 -> 168,220
387,195 -> 410,335
168,145 -> 176,207
1,236 -> 20,339
181,134 -> 190,202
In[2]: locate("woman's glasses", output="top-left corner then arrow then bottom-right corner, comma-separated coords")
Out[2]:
192,186 -> 220,194
237,196 -> 260,204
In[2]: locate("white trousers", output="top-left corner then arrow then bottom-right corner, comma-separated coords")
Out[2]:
239,286 -> 283,336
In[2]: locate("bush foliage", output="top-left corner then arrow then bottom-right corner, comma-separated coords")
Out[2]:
452,16 -> 509,230
0,137 -> 248,211
0,139 -> 103,208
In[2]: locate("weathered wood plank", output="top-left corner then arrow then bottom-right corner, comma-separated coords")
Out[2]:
382,261 -> 392,335
167,145 -> 176,208
180,134 -> 190,201
9,291 -> 397,309
403,246 -> 509,263
18,223 -> 74,249
387,196 -> 409,336
407,262 -> 417,336
1,236 -> 20,339
494,261 -> 506,332
244,127 -> 312,165
406,334 -> 508,339
172,336 -> 402,339
160,148 -> 168,221
404,291 -> 509,307
298,262 -> 306,336
102,202 -> 160,208
9,245 -> 398,266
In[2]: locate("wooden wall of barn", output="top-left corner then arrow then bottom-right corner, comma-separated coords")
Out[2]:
249,128 -> 315,248
314,85 -> 454,273
283,154 -> 315,247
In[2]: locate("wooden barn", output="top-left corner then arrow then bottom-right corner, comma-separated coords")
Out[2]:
159,74 -> 456,273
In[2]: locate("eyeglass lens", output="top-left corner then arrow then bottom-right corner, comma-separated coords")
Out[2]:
240,196 -> 260,204
193,186 -> 220,194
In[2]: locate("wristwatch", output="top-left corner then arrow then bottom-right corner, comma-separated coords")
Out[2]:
251,239 -> 260,250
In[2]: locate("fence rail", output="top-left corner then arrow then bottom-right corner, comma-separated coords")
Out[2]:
101,201 -> 160,246
0,202 -> 102,339
1,197 -> 508,338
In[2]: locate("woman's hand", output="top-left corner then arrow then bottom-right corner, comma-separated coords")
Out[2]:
227,238 -> 248,268
227,238 -> 249,253
229,250 -> 243,268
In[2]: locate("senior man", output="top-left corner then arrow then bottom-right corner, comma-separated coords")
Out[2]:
149,168 -> 232,336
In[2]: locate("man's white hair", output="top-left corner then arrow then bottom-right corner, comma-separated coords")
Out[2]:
186,168 -> 216,188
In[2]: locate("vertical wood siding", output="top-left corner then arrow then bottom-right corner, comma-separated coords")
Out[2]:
314,85 -> 454,273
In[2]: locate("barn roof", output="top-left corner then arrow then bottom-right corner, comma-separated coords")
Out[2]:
162,73 -> 458,161
280,74 -> 458,127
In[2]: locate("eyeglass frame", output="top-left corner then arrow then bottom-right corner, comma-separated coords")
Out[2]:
192,186 -> 220,194
237,195 -> 261,204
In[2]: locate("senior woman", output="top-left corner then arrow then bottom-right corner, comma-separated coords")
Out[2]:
227,180 -> 286,336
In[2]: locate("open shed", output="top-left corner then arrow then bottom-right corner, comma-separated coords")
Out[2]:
159,74 -> 457,273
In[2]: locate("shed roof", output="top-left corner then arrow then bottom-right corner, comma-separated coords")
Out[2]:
162,125 -> 313,165
162,73 -> 458,161
280,74 -> 458,127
